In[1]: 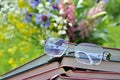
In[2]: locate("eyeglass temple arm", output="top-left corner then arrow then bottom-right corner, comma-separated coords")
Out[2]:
85,52 -> 94,65
85,51 -> 111,61
76,51 -> 94,65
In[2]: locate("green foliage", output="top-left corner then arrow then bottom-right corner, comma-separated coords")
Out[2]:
0,23 -> 44,74
106,0 -> 120,20
0,36 -> 44,75
103,25 -> 120,48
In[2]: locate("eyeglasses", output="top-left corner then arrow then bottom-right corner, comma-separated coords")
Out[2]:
44,37 -> 111,65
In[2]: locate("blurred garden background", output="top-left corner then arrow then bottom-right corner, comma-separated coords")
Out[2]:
0,0 -> 120,75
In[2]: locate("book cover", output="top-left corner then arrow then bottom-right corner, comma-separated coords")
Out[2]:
6,62 -> 60,80
1,54 -> 61,80
60,56 -> 120,72
23,68 -> 65,80
50,74 -> 107,80
66,69 -> 120,79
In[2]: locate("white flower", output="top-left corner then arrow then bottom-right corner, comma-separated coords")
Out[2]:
59,10 -> 64,14
45,2 -> 51,6
37,3 -> 44,10
76,0 -> 83,8
4,32 -> 14,39
0,0 -> 18,14
54,23 -> 58,27
37,3 -> 52,14
63,26 -> 67,30
54,16 -> 64,24
63,20 -> 67,24
58,30 -> 66,35
7,26 -> 15,30
68,22 -> 73,27
38,8 -> 45,13
64,0 -> 69,4
45,2 -> 52,10
40,40 -> 45,45
58,25 -> 62,30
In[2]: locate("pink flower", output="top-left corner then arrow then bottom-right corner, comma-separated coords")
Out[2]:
77,20 -> 93,39
87,1 -> 105,19
58,0 -> 75,25
58,0 -> 76,42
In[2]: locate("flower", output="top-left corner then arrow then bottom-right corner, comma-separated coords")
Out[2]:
26,12 -> 32,22
58,0 -> 75,25
74,0 -> 107,39
52,3 -> 59,10
87,1 -> 106,19
36,14 -> 50,28
104,0 -> 109,3
8,46 -> 17,55
20,0 -> 108,43
8,58 -> 17,69
29,0 -> 40,8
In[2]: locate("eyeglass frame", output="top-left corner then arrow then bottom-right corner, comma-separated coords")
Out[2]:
44,37 -> 111,65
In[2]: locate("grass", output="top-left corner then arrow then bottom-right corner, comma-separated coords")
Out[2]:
0,37 -> 44,75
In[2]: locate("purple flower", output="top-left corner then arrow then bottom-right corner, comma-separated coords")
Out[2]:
52,3 -> 59,10
36,14 -> 51,28
48,0 -> 60,3
48,0 -> 52,3
29,0 -> 40,8
47,0 -> 59,10
55,0 -> 60,3
26,12 -> 32,22
44,21 -> 50,28
104,0 -> 109,3
41,15 -> 48,21
97,0 -> 109,3
36,14 -> 42,24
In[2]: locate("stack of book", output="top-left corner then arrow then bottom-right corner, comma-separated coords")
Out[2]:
1,47 -> 120,80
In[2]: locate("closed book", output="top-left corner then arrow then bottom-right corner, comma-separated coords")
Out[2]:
66,69 -> 120,79
50,74 -> 106,80
1,54 -> 49,79
23,68 -> 65,80
101,47 -> 120,62
1,54 -> 60,80
60,56 -> 120,72
6,62 -> 60,80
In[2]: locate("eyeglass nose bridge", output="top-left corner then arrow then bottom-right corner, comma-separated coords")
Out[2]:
48,43 -> 65,51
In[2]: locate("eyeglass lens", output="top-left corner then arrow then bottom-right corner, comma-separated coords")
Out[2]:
75,43 -> 103,65
44,38 -> 68,57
